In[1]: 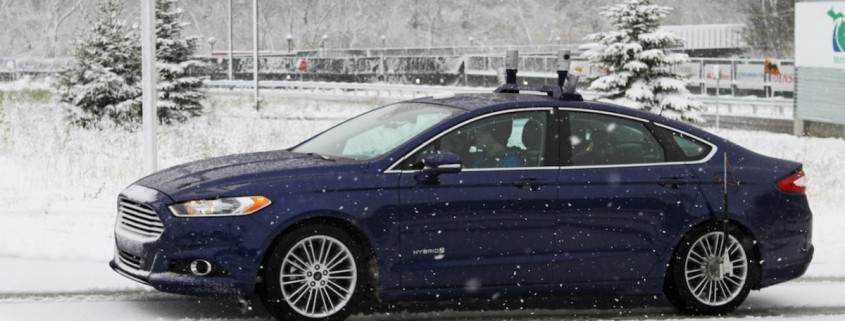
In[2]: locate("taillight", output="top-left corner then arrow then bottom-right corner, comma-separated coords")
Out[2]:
776,170 -> 806,194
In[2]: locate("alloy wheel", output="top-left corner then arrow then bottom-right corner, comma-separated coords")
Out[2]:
280,235 -> 358,318
684,231 -> 749,306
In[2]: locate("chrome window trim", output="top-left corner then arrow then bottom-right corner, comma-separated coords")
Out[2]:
562,161 -> 695,171
562,109 -> 718,167
559,107 -> 649,122
384,107 -> 718,174
384,107 -> 554,174
391,166 -> 559,174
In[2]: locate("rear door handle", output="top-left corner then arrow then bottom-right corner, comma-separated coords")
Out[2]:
513,179 -> 546,191
657,177 -> 695,189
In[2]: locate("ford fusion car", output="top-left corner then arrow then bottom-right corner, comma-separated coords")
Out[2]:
111,51 -> 812,321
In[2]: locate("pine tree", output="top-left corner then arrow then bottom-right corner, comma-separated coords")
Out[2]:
585,0 -> 702,123
56,0 -> 142,128
56,0 -> 204,129
153,0 -> 205,124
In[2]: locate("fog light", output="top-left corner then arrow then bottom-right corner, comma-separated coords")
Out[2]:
190,259 -> 212,276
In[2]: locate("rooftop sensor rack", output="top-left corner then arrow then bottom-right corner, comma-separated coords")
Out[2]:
493,49 -> 583,101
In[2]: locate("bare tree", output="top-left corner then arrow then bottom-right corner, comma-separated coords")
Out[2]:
515,0 -> 535,45
47,0 -> 83,57
0,0 -> 753,57
742,0 -> 794,58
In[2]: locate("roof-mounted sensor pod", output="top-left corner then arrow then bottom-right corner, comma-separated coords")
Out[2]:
493,49 -> 582,101
557,49 -> 571,89
505,49 -> 518,85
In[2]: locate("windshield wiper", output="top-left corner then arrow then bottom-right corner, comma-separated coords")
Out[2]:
306,153 -> 336,162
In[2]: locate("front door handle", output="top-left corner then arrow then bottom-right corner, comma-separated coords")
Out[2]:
513,179 -> 546,191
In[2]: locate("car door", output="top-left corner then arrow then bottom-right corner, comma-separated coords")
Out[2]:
554,110 -> 703,284
393,108 -> 561,289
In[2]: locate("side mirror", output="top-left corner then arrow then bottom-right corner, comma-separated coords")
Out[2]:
414,152 -> 462,184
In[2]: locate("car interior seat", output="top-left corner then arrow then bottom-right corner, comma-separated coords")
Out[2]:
520,119 -> 545,166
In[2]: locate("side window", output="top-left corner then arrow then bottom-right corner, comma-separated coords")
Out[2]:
401,111 -> 549,170
671,132 -> 712,160
567,112 -> 664,166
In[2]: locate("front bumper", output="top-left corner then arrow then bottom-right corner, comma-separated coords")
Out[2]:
111,185 -> 272,299
110,258 -> 246,296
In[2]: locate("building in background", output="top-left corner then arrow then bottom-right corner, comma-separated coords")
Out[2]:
795,0 -> 845,137
659,24 -> 747,57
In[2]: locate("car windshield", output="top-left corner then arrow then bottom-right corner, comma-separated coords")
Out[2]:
292,102 -> 463,161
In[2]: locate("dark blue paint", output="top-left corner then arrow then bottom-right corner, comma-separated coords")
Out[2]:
111,93 -> 813,303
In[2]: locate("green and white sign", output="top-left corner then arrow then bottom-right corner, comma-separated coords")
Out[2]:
796,1 -> 845,69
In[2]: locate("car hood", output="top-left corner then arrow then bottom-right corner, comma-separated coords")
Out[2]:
133,150 -> 344,199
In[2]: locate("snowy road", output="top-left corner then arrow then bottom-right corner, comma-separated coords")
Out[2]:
2,278 -> 844,321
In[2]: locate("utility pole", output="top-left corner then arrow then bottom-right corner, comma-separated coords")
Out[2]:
252,0 -> 260,110
141,0 -> 157,174
228,0 -> 233,81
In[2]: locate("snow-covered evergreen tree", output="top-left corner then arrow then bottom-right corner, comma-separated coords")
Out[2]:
56,0 -> 141,128
153,0 -> 204,124
56,0 -> 204,129
585,0 -> 702,122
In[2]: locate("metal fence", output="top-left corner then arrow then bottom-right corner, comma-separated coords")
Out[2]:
0,57 -> 71,82
206,80 -> 794,119
1,55 -> 795,99
197,55 -> 794,98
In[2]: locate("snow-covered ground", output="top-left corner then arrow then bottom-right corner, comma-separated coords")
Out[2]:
1,85 -> 844,320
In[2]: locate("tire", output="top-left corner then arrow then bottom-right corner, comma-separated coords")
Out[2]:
664,224 -> 756,315
258,225 -> 369,321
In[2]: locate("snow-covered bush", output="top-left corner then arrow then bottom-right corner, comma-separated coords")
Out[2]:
55,0 -> 204,129
584,0 -> 702,123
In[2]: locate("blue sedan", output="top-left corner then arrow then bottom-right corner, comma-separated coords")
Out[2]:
111,92 -> 812,321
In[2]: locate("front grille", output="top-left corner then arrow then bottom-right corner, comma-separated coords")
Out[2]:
118,249 -> 143,271
118,198 -> 164,239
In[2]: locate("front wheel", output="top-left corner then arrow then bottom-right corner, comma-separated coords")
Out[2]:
665,225 -> 756,315
259,225 -> 367,321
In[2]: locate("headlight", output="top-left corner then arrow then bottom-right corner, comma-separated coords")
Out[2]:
169,196 -> 272,217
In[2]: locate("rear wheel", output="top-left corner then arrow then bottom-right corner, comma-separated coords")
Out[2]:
259,225 -> 367,321
665,224 -> 755,315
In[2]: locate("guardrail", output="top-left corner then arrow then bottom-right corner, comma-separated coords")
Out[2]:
205,80 -> 794,119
